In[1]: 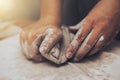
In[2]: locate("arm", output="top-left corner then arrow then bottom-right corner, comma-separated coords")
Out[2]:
89,0 -> 120,20
20,0 -> 63,61
40,0 -> 62,26
66,0 -> 120,61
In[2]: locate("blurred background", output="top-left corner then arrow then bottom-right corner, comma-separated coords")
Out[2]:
0,0 -> 83,40
0,0 -> 40,20
0,0 -> 119,40
0,0 -> 40,40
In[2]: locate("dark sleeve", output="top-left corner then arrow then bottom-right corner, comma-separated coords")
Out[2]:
78,0 -> 100,20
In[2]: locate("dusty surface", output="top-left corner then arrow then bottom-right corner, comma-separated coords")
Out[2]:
0,21 -> 120,80
1,35 -> 120,80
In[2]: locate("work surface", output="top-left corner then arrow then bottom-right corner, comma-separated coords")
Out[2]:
0,21 -> 120,80
0,35 -> 120,80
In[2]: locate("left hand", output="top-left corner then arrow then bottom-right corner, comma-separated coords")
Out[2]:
66,0 -> 120,62
20,19 -> 62,62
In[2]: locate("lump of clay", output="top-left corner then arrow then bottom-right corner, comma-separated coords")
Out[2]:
40,26 -> 74,64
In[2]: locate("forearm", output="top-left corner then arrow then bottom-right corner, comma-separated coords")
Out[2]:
89,0 -> 120,18
40,0 -> 62,26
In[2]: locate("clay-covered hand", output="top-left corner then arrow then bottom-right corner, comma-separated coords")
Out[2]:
66,0 -> 120,62
20,19 -> 62,62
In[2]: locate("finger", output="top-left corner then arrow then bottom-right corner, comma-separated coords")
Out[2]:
22,34 -> 45,62
20,31 -> 30,57
20,23 -> 35,45
39,28 -> 62,55
20,31 -> 25,47
66,19 -> 93,59
88,26 -> 119,56
74,28 -> 102,62
88,36 -> 105,56
30,34 -> 45,61
69,26 -> 79,31
69,19 -> 86,31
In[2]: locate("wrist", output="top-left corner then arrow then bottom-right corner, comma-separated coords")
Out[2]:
88,0 -> 120,18
38,16 -> 62,27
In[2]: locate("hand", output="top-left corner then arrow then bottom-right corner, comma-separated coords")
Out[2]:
20,19 -> 62,62
66,0 -> 120,62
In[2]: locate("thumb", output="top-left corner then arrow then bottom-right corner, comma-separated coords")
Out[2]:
39,29 -> 62,55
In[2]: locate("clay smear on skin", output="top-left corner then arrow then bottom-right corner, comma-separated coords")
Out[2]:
72,28 -> 83,46
23,34 -> 42,59
81,30 -> 93,50
68,19 -> 87,53
39,28 -> 58,54
22,41 -> 33,58
70,27 -> 83,52
89,36 -> 104,56
71,19 -> 86,47
99,36 -> 104,42
21,31 -> 33,58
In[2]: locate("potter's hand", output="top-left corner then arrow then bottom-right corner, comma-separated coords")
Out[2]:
66,0 -> 120,62
20,19 -> 62,62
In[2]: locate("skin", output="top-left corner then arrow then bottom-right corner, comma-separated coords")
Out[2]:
66,0 -> 120,62
20,0 -> 120,62
20,0 -> 62,61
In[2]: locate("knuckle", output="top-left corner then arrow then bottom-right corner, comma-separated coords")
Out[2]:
94,22 -> 107,30
40,43 -> 49,54
82,44 -> 92,52
28,32 -> 33,39
54,29 -> 62,37
22,46 -> 33,59
31,54 -> 42,61
76,33 -> 82,42
85,44 -> 91,50
25,48 -> 42,61
89,49 -> 99,56
20,31 -> 25,40
70,40 -> 79,51
24,42 -> 39,59
84,18 -> 94,26
67,44 -> 74,52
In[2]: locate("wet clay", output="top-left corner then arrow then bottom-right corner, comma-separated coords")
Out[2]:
40,26 -> 74,64
1,23 -> 120,80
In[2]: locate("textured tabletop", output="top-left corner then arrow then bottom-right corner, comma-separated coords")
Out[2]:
0,21 -> 120,80
0,34 -> 120,80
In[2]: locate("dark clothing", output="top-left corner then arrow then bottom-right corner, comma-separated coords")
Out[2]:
62,0 -> 99,26
62,0 -> 120,40
78,0 -> 99,20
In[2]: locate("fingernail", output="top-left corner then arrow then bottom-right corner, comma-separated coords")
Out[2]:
74,57 -> 79,62
89,52 -> 95,56
66,52 -> 73,58
74,55 -> 84,62
39,46 -> 48,54
89,49 -> 98,56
